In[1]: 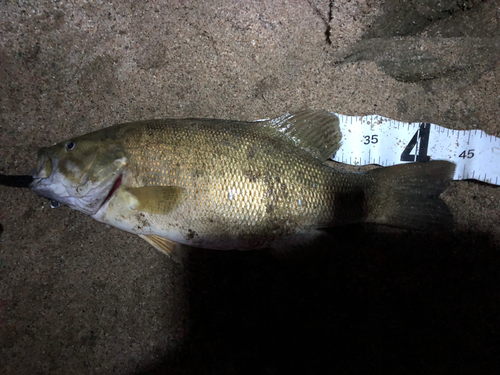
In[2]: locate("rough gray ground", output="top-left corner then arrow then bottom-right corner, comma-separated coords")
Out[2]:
1,1 -> 499,374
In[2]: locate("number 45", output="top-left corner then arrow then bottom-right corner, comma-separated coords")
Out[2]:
459,150 -> 474,159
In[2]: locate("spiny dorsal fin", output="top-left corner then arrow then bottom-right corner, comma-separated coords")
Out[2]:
127,186 -> 186,215
139,234 -> 189,263
261,110 -> 342,161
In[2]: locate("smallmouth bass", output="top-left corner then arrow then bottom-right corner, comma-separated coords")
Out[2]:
30,110 -> 455,257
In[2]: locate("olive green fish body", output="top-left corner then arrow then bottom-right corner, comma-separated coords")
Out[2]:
93,118 -> 365,249
30,110 -> 455,255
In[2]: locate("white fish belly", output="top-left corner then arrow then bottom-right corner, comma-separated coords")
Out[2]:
90,187 -> 264,250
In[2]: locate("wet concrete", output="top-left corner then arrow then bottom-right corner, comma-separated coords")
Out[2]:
1,1 -> 499,373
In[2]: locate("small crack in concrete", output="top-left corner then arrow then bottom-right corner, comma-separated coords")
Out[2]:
307,0 -> 334,45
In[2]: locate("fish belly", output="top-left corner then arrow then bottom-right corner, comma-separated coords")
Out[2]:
91,175 -> 332,250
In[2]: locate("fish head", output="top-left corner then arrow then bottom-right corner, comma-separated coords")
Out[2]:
30,133 -> 127,215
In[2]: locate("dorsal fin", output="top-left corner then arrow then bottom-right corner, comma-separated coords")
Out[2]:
261,110 -> 342,161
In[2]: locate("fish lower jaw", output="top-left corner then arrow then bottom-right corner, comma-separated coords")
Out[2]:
31,172 -> 122,216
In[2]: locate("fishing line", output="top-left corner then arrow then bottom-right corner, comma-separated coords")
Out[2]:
0,174 -> 33,188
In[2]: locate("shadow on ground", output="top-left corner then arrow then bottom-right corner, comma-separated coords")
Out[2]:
136,224 -> 500,374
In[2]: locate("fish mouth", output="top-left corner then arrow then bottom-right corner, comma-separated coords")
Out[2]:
29,152 -> 63,206
30,149 -> 54,181
30,150 -> 58,192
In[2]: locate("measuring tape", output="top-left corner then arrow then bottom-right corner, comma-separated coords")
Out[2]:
331,113 -> 500,186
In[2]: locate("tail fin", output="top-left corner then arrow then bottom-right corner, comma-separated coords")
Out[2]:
366,161 -> 455,230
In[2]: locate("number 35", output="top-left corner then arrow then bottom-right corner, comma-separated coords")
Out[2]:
363,135 -> 378,144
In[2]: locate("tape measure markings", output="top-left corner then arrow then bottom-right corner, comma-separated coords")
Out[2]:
331,113 -> 500,186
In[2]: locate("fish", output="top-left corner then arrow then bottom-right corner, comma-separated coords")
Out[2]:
28,110 -> 455,259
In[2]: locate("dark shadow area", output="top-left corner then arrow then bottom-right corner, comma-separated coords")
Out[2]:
330,0 -> 499,83
136,225 -> 500,374
331,37 -> 500,83
365,0 -> 492,39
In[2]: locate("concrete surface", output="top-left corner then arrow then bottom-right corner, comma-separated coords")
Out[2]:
1,0 -> 499,373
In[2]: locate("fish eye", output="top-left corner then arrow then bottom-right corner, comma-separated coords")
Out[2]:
66,141 -> 75,151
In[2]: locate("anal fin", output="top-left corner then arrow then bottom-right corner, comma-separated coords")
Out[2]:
139,234 -> 189,264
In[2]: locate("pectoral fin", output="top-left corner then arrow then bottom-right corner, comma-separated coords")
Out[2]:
127,186 -> 186,214
139,234 -> 189,264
